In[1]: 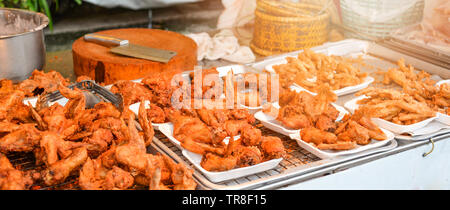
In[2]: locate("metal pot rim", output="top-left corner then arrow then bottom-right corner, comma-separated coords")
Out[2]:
0,8 -> 49,39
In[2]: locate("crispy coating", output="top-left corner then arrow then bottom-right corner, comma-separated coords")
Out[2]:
272,49 -> 367,91
17,70 -> 70,97
274,85 -> 337,130
356,87 -> 436,125
110,80 -> 153,106
200,153 -> 237,172
41,147 -> 88,186
260,136 -> 286,160
0,154 -> 33,190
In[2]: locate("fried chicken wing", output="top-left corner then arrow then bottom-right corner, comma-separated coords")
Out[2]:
146,103 -> 167,123
83,128 -> 114,156
142,73 -> 175,107
276,86 -> 337,130
300,127 -> 338,145
315,114 -> 336,132
180,137 -> 226,155
79,157 -> 111,190
0,121 -> 21,133
277,105 -> 311,129
18,70 -> 70,97
224,120 -> 250,136
38,103 -> 76,136
103,166 -> 134,190
260,136 -> 286,160
0,90 -> 29,122
138,101 -> 155,146
88,117 -> 129,144
316,141 -> 357,150
235,146 -> 262,167
0,124 -> 41,153
110,80 -> 153,106
42,147 -> 88,186
0,79 -> 14,94
162,155 -> 196,190
336,120 -> 371,145
168,109 -> 214,144
200,153 -> 237,172
241,124 -> 262,146
58,85 -> 86,120
0,154 -> 33,190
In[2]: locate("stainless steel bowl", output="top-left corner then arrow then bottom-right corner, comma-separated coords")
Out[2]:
0,8 -> 49,82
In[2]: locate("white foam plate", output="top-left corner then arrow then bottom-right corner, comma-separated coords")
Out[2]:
436,79 -> 450,87
344,95 -> 438,135
435,80 -> 450,125
23,97 -> 38,107
182,150 -> 282,183
289,128 -> 395,159
395,124 -> 450,141
159,122 -> 281,183
216,65 -> 246,77
238,104 -> 262,114
254,102 -> 349,136
128,101 -> 170,130
343,95 -> 367,113
155,123 -> 183,149
264,60 -> 374,96
436,112 -> 450,126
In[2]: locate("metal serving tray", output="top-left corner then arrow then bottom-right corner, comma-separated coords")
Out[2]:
149,39 -> 450,189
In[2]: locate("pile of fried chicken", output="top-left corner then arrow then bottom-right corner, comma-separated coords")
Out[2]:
9,70 -> 70,97
110,71 -> 286,172
188,68 -> 273,108
0,73 -> 196,190
264,85 -> 387,150
168,106 -> 286,172
356,87 -> 436,125
110,72 -> 179,124
377,58 -> 450,116
271,49 -> 368,92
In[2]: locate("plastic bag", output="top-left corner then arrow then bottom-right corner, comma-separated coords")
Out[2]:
422,0 -> 450,38
392,0 -> 450,53
341,0 -> 421,23
217,0 -> 256,29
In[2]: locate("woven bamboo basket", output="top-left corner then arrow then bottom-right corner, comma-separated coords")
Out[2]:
251,0 -> 330,56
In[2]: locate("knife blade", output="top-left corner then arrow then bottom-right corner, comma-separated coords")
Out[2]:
84,33 -> 177,63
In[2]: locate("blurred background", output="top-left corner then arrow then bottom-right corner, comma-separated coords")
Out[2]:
1,0 -> 448,81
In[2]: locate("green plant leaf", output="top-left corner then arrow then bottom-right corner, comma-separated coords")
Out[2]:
54,0 -> 59,11
38,0 -> 52,31
26,0 -> 37,11
74,0 -> 81,5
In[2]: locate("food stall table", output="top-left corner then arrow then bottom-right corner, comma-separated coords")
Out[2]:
42,36 -> 450,190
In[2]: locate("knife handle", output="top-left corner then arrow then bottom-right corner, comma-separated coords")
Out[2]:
84,33 -> 129,47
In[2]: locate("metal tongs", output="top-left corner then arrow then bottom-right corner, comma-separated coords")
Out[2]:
38,80 -> 123,111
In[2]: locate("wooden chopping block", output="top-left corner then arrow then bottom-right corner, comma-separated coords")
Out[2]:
72,28 -> 197,85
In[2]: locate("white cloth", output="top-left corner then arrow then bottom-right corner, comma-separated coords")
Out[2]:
186,29 -> 256,64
